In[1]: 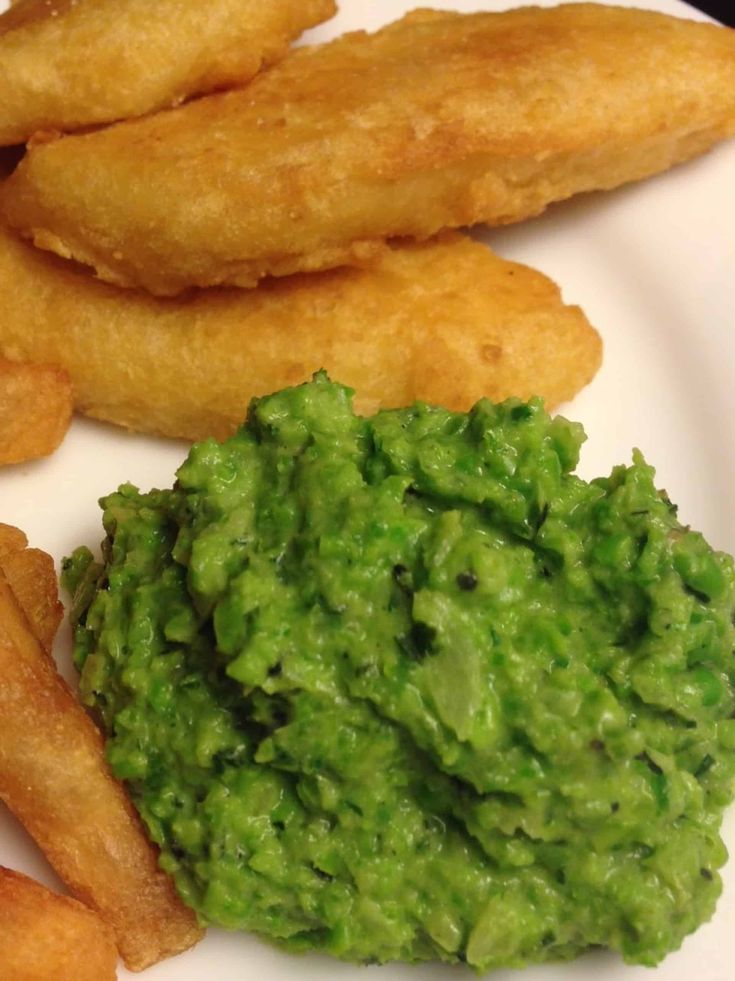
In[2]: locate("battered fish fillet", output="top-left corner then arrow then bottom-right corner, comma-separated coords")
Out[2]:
3,4 -> 733,295
0,0 -> 335,146
0,224 -> 601,441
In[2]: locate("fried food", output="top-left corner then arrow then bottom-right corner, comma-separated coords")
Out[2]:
0,866 -> 117,981
0,526 -> 60,652
0,0 -> 336,146
0,357 -> 73,465
0,522 -> 27,559
2,4 -> 733,295
0,564 -> 203,970
0,220 -> 602,440
0,542 -> 62,654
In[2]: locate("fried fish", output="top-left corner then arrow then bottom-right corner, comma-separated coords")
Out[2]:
0,0 -> 335,146
3,4 -> 733,295
0,224 -> 601,441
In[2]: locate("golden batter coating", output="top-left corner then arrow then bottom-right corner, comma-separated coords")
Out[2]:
0,225 -> 601,441
2,4 -> 733,295
0,0 -> 336,146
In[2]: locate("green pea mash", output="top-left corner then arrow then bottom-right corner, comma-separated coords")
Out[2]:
64,373 -> 735,971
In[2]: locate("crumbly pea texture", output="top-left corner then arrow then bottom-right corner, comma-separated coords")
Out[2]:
65,373 -> 735,971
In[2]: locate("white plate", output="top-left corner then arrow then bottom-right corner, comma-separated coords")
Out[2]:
1,1 -> 734,979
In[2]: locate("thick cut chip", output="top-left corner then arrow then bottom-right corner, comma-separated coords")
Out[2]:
0,866 -> 118,981
2,4 -> 733,294
0,522 -> 27,559
1,546 -> 62,653
0,223 -> 601,440
0,522 -> 64,654
0,524 -> 60,652
0,357 -> 72,464
0,569 -> 203,970
0,0 -> 336,145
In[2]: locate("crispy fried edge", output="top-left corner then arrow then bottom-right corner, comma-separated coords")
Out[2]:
0,865 -> 118,981
0,565 -> 203,970
0,356 -> 73,465
0,546 -> 63,653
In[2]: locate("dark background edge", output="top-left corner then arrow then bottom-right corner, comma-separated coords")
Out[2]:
685,0 -> 734,26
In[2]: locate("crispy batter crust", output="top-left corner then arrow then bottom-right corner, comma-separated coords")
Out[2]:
2,4 -> 733,294
0,522 -> 28,559
0,0 -> 336,145
0,566 -> 203,970
0,545 -> 62,654
0,357 -> 72,465
0,866 -> 118,981
0,223 -> 601,440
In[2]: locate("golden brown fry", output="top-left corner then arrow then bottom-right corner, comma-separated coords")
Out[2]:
0,357 -> 72,465
0,568 -> 203,970
0,547 -> 62,653
3,4 -> 733,295
0,866 -> 118,981
0,221 -> 601,441
0,524 -> 61,651
0,522 -> 27,559
0,0 -> 336,146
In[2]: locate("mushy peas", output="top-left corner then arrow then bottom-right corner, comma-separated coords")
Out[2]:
64,373 -> 735,971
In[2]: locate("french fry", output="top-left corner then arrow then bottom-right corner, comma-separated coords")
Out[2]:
0,524 -> 62,653
0,866 -> 118,981
0,522 -> 27,559
0,357 -> 73,465
0,546 -> 63,654
0,566 -> 204,970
